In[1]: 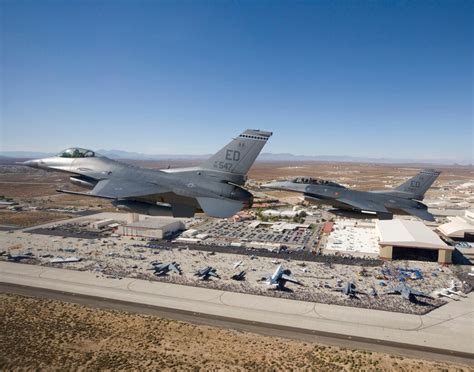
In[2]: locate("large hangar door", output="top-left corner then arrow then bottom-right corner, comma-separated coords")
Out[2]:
392,246 -> 438,262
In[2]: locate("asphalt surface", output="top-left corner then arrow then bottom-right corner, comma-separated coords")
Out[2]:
140,240 -> 382,266
1,282 -> 473,366
27,227 -> 105,239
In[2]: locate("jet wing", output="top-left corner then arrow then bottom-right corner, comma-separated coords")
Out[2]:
58,179 -> 169,199
399,207 -> 435,222
281,274 -> 302,285
337,198 -> 389,214
409,288 -> 432,298
169,263 -> 181,274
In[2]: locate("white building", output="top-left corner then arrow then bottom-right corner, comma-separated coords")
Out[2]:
262,209 -> 281,217
438,210 -> 474,240
90,219 -> 118,230
182,229 -> 199,238
247,241 -> 281,250
261,209 -> 300,218
271,222 -> 309,232
118,218 -> 185,239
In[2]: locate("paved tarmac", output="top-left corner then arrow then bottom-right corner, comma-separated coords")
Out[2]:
1,261 -> 473,364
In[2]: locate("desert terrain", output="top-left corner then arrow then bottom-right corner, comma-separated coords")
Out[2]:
1,293 -> 472,371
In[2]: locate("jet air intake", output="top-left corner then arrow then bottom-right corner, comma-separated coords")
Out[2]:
112,200 -> 174,217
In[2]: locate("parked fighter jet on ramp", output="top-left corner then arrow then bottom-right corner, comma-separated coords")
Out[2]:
195,266 -> 219,280
262,265 -> 302,290
333,281 -> 365,299
384,285 -> 432,302
263,169 -> 440,221
23,129 -> 272,218
149,262 -> 182,276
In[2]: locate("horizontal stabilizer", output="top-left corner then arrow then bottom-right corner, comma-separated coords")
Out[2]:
400,207 -> 435,222
281,274 -> 302,285
197,197 -> 243,218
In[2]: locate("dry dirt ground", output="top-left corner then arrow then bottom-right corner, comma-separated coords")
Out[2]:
1,293 -> 472,371
0,210 -> 73,228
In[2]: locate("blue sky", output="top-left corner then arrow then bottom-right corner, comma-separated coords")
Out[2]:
1,0 -> 472,162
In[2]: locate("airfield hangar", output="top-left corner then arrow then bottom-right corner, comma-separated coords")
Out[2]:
437,210 -> 474,241
118,218 -> 185,239
375,219 -> 453,264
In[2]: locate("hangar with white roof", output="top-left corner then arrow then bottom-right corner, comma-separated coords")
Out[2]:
438,210 -> 474,240
376,219 -> 453,264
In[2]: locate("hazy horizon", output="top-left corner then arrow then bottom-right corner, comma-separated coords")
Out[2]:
0,148 -> 471,166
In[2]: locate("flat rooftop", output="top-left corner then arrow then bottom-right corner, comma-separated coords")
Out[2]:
376,219 -> 451,250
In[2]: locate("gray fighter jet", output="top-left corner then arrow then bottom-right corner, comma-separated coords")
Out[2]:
23,129 -> 272,218
7,253 -> 35,262
384,285 -> 432,302
263,169 -> 440,221
262,264 -> 302,290
231,270 -> 246,281
149,261 -> 182,276
333,281 -> 364,298
194,266 -> 219,280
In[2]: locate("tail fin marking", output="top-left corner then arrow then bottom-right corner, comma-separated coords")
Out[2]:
199,129 -> 272,176
394,169 -> 441,200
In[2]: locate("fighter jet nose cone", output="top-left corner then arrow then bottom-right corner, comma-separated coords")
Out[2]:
22,159 -> 39,168
23,159 -> 48,169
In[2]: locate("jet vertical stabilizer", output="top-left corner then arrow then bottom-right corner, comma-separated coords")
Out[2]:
394,169 -> 441,200
199,129 -> 272,178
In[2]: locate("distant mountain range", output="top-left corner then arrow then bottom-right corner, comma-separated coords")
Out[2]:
0,150 -> 470,165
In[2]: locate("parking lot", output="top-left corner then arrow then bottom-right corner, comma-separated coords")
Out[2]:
192,220 -> 321,250
28,220 -> 112,240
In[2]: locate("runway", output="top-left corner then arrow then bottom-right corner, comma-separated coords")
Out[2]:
1,261 -> 473,365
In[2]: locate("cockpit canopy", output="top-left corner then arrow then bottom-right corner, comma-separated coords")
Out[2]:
57,148 -> 97,158
290,177 -> 345,188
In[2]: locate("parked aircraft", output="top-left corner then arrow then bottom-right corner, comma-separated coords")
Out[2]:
433,280 -> 467,300
231,271 -> 246,281
7,253 -> 34,262
263,169 -> 440,221
333,281 -> 364,298
23,129 -> 272,218
149,262 -> 182,276
49,256 -> 82,264
385,285 -> 432,302
262,264 -> 302,290
195,266 -> 219,280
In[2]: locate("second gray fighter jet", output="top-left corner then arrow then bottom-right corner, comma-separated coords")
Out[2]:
263,169 -> 440,221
